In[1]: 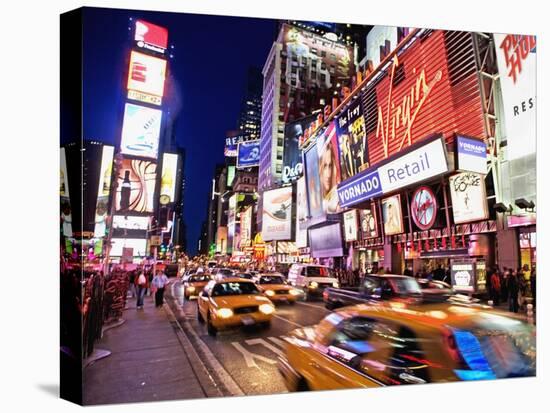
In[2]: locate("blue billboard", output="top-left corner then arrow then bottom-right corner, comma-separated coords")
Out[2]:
236,140 -> 260,169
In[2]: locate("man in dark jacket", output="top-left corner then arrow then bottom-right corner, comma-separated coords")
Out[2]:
507,271 -> 519,313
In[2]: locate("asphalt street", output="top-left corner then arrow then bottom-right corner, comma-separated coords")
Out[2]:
165,279 -> 330,396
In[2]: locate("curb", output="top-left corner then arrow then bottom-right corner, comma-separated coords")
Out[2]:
163,301 -> 224,398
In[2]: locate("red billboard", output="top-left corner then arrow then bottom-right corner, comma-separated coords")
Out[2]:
135,20 -> 168,52
363,30 -> 485,166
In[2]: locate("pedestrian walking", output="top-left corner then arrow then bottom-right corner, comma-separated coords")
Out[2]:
152,270 -> 169,308
490,269 -> 501,306
507,270 -> 519,313
128,271 -> 136,298
501,267 -> 509,303
136,271 -> 147,309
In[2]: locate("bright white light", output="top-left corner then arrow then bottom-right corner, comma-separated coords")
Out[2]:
259,304 -> 275,315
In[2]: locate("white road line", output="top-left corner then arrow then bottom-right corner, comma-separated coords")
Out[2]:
231,342 -> 277,368
296,301 -> 331,311
245,338 -> 285,358
267,336 -> 286,349
169,281 -> 245,396
272,314 -> 304,328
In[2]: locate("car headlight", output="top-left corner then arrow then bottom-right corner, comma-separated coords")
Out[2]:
216,308 -> 234,319
309,281 -> 319,289
259,304 -> 275,315
332,282 -> 339,288
265,290 -> 275,297
187,286 -> 195,292
289,289 -> 301,296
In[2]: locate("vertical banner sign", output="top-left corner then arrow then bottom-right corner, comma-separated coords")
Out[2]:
227,194 -> 237,254
60,148 -> 72,238
336,99 -> 369,181
94,145 -> 115,237
344,210 -> 358,242
296,177 -> 308,248
160,153 -> 178,202
304,144 -> 323,220
262,187 -> 293,241
449,172 -> 489,224
317,121 -> 342,214
127,51 -> 167,106
494,34 -> 536,160
382,195 -> 404,235
240,207 -> 252,249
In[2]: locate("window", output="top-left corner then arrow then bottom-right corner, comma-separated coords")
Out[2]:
276,164 -> 282,173
321,51 -> 327,57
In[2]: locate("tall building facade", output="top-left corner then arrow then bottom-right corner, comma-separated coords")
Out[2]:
237,67 -> 263,141
258,23 -> 356,192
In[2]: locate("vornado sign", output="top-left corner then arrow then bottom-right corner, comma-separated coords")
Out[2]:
337,136 -> 449,208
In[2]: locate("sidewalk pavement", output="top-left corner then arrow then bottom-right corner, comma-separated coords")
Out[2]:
83,286 -> 219,405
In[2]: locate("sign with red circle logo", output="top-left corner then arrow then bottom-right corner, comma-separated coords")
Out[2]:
411,186 -> 437,230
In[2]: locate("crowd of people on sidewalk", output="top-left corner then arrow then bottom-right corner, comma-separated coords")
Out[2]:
126,267 -> 170,309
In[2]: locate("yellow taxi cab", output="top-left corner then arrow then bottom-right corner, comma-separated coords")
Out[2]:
278,302 -> 536,391
197,277 -> 276,336
183,273 -> 212,300
255,273 -> 302,304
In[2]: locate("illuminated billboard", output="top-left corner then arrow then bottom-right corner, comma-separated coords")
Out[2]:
110,238 -> 148,257
494,34 -> 536,160
60,148 -> 72,238
449,172 -> 489,224
135,20 -> 168,53
240,207 -> 252,249
112,215 -> 149,238
160,153 -> 178,203
343,210 -> 358,242
237,140 -> 260,169
120,103 -> 162,159
127,50 -> 167,106
114,158 -> 157,214
262,187 -> 293,241
317,121 -> 341,214
336,99 -> 369,181
296,177 -> 308,248
94,145 -> 114,238
382,195 -> 404,236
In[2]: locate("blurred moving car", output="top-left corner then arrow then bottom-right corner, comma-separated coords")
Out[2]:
256,273 -> 302,304
214,268 -> 235,279
287,264 -> 339,301
183,273 -> 212,300
323,274 -> 422,310
197,277 -> 276,336
181,269 -> 196,283
278,302 -> 536,391
234,272 -> 255,280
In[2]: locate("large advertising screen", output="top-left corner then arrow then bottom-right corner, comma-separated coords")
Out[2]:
93,145 -> 114,238
449,172 -> 489,224
262,187 -> 293,241
282,114 -> 316,184
114,158 -> 157,214
336,99 -> 369,181
309,223 -> 344,258
317,121 -> 342,214
120,103 -> 162,159
364,30 -> 485,166
237,140 -> 260,169
110,238 -> 148,257
296,177 -> 308,248
494,34 -> 536,160
382,195 -> 404,235
127,50 -> 167,106
224,131 -> 244,157
160,153 -> 178,203
228,194 -> 237,253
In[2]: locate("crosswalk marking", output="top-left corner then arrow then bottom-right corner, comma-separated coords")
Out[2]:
231,342 -> 277,368
245,338 -> 285,358
267,336 -> 286,349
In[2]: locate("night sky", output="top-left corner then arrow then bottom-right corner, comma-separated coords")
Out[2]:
81,7 -> 276,256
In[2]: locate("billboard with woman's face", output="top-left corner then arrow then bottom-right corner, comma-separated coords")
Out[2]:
304,144 -> 323,220
317,121 -> 342,214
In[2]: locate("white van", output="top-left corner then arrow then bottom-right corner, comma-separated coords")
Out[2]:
287,264 -> 339,300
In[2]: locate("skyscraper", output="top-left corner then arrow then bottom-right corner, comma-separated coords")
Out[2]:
258,23 -> 356,192
237,67 -> 263,141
